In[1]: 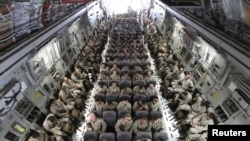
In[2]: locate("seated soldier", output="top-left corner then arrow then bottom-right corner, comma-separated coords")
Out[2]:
107,82 -> 120,95
133,85 -> 146,95
121,71 -> 132,81
99,63 -> 109,73
131,49 -> 139,58
110,70 -> 120,81
121,56 -> 131,65
112,57 -> 120,65
162,66 -> 172,81
133,99 -> 149,111
149,115 -> 164,133
49,135 -> 65,141
117,97 -> 132,111
148,96 -> 160,111
95,82 -> 108,94
120,85 -> 133,96
141,49 -> 148,57
62,77 -> 84,92
133,116 -> 151,134
165,61 -> 178,80
61,79 -> 81,99
179,112 -> 215,140
175,108 -> 213,130
59,86 -> 75,105
131,56 -> 141,65
173,96 -> 208,119
92,97 -> 105,111
74,63 -> 88,79
168,75 -> 194,93
141,56 -> 151,65
144,70 -> 155,82
171,67 -> 185,84
105,56 -> 112,64
70,71 -> 84,83
168,93 -> 181,112
121,65 -> 130,72
43,113 -> 71,137
144,64 -> 151,72
114,50 -> 121,58
110,63 -> 121,73
74,60 -> 85,73
133,71 -> 144,82
103,98 -> 117,111
174,91 -> 192,105
146,82 -> 157,96
119,49 -> 129,60
99,71 -> 110,81
28,128 -> 49,141
122,48 -> 130,57
132,65 -> 143,73
169,91 -> 192,112
86,112 -> 107,133
115,113 -> 133,133
50,99 -> 74,118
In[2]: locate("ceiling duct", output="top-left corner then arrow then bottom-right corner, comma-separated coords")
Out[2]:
160,0 -> 202,7
60,0 -> 91,4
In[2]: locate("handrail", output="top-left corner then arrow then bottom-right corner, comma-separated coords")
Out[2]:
154,0 -> 250,71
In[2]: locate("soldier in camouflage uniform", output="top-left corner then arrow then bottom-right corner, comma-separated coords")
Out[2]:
115,113 -> 133,132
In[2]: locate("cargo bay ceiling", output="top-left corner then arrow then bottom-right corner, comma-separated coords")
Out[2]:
0,0 -> 250,50
0,0 -> 250,76
0,0 -> 249,52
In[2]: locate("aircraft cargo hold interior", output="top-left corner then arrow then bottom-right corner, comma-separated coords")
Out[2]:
1,0 -> 250,141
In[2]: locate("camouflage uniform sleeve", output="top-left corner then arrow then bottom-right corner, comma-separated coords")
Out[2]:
115,119 -> 122,132
117,87 -> 120,94
133,102 -> 138,111
101,119 -> 107,132
127,103 -> 132,110
133,120 -> 139,133
106,87 -> 111,94
146,121 -> 151,132
117,102 -> 122,110
128,121 -> 133,132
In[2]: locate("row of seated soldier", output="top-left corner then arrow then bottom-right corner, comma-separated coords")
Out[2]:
27,19 -> 109,141
98,63 -> 155,82
94,79 -> 158,96
83,14 -> 168,141
91,92 -> 160,112
145,15 -> 219,141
